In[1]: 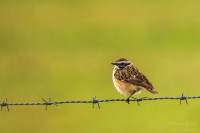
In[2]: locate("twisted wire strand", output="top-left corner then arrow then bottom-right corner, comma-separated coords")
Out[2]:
1,93 -> 200,111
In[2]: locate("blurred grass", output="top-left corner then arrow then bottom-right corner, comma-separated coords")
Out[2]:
0,0 -> 200,133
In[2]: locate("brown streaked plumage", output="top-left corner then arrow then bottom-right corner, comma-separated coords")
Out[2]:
112,58 -> 158,103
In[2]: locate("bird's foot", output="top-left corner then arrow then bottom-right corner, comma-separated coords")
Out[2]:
126,98 -> 130,104
126,97 -> 138,104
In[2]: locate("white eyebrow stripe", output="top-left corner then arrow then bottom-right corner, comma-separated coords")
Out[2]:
118,61 -> 130,64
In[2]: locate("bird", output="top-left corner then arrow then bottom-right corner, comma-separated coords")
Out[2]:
112,58 -> 158,104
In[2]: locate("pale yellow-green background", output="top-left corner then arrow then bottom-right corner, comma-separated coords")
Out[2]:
0,0 -> 200,133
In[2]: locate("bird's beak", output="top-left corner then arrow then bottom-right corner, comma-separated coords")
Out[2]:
111,62 -> 118,65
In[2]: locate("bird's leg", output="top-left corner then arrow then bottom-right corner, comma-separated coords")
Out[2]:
126,93 -> 135,104
126,97 -> 131,104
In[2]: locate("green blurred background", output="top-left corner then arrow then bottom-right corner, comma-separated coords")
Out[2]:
0,0 -> 200,133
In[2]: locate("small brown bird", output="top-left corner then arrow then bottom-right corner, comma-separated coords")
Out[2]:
112,58 -> 158,103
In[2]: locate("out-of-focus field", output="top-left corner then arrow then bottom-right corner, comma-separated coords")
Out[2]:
0,1 -> 200,133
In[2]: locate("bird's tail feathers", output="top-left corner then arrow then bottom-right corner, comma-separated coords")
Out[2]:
147,88 -> 158,94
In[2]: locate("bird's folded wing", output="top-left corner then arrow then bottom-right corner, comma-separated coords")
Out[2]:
126,76 -> 153,89
114,65 -> 157,94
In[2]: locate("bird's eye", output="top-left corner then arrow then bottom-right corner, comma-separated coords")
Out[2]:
118,65 -> 124,69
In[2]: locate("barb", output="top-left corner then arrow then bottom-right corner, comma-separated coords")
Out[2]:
92,96 -> 100,109
1,92 -> 200,111
42,98 -> 57,110
180,92 -> 188,105
1,98 -> 9,111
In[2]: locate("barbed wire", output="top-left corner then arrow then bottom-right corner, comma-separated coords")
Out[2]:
1,92 -> 200,111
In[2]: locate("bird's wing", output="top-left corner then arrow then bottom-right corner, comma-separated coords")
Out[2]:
114,65 -> 158,94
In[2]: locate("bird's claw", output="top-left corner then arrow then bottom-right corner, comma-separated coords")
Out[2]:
126,98 -> 130,104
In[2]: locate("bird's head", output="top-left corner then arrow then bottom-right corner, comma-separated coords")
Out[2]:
111,58 -> 131,70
